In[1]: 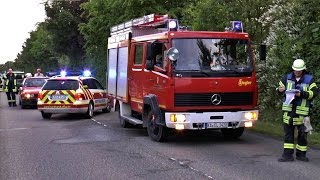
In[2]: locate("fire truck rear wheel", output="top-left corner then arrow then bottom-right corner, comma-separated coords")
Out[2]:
41,112 -> 52,119
86,102 -> 94,118
221,127 -> 244,139
146,111 -> 168,142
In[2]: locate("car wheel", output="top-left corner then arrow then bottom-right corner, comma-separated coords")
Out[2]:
41,112 -> 52,119
21,104 -> 26,109
146,110 -> 168,142
102,106 -> 111,113
221,127 -> 244,139
86,102 -> 94,118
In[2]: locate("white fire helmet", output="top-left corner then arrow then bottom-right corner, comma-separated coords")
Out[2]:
292,59 -> 306,71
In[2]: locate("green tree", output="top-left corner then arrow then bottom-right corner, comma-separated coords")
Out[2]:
14,22 -> 58,74
258,0 -> 320,130
44,0 -> 87,69
182,0 -> 274,44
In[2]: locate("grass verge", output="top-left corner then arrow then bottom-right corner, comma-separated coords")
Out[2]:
249,121 -> 320,147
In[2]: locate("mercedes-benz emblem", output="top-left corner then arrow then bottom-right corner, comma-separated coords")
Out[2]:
211,94 -> 221,105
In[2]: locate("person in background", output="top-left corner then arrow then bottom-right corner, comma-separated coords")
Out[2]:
34,68 -> 44,77
3,68 -> 17,107
277,59 -> 318,162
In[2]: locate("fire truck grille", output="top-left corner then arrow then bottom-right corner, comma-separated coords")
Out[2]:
174,92 -> 253,107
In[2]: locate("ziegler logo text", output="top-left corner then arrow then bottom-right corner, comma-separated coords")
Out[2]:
238,79 -> 252,86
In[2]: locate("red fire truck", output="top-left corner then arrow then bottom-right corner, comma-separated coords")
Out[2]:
107,14 -> 265,141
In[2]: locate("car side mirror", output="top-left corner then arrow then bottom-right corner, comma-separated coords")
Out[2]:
83,85 -> 88,89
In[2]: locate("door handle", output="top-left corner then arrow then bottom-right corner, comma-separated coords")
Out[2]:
149,78 -> 155,81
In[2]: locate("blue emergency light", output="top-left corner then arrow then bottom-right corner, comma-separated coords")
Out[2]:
231,21 -> 243,32
83,70 -> 91,77
60,70 -> 67,77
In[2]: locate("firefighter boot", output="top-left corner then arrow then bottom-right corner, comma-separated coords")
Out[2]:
12,102 -> 17,107
8,102 -> 12,107
296,156 -> 309,162
278,156 -> 294,162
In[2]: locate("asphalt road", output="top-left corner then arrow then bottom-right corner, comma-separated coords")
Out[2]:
1,92 -> 320,180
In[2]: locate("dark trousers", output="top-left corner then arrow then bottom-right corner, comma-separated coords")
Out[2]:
6,91 -> 16,106
283,122 -> 308,157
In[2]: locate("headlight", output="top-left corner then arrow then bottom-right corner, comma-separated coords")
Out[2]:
170,114 -> 186,122
244,112 -> 258,121
26,94 -> 31,99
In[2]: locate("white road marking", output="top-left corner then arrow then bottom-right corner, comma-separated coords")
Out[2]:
169,157 -> 214,179
0,128 -> 29,132
91,118 -> 108,128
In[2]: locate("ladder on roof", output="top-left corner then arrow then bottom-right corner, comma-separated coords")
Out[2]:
108,14 -> 171,43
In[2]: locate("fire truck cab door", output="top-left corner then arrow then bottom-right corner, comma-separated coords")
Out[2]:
144,42 -> 169,105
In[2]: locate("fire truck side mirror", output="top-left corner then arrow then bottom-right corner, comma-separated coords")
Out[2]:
259,44 -> 266,61
167,47 -> 180,62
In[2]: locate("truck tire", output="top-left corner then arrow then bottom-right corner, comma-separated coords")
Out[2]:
41,112 -> 52,119
221,127 -> 244,139
146,110 -> 168,142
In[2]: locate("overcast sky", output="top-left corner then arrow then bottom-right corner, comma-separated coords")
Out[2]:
0,0 -> 46,64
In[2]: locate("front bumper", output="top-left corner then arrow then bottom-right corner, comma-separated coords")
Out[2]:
21,98 -> 38,106
165,110 -> 258,130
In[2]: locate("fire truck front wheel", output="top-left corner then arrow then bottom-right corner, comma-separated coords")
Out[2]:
146,111 -> 168,142
221,127 -> 244,139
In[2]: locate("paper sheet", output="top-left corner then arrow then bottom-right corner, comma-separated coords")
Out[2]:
284,89 -> 299,104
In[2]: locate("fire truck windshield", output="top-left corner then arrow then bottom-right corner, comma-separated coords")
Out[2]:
171,38 -> 253,75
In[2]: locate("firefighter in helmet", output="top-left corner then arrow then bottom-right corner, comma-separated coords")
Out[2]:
3,68 -> 18,107
277,59 -> 318,162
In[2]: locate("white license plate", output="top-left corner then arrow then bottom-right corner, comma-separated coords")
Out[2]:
206,122 -> 229,128
51,95 -> 66,100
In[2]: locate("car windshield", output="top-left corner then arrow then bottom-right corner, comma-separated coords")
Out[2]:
172,38 -> 253,73
42,80 -> 79,90
24,78 -> 48,87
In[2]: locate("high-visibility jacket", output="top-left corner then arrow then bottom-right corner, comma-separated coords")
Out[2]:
3,73 -> 17,93
279,72 -> 318,125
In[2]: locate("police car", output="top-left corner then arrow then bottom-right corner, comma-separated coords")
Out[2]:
37,70 -> 111,119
